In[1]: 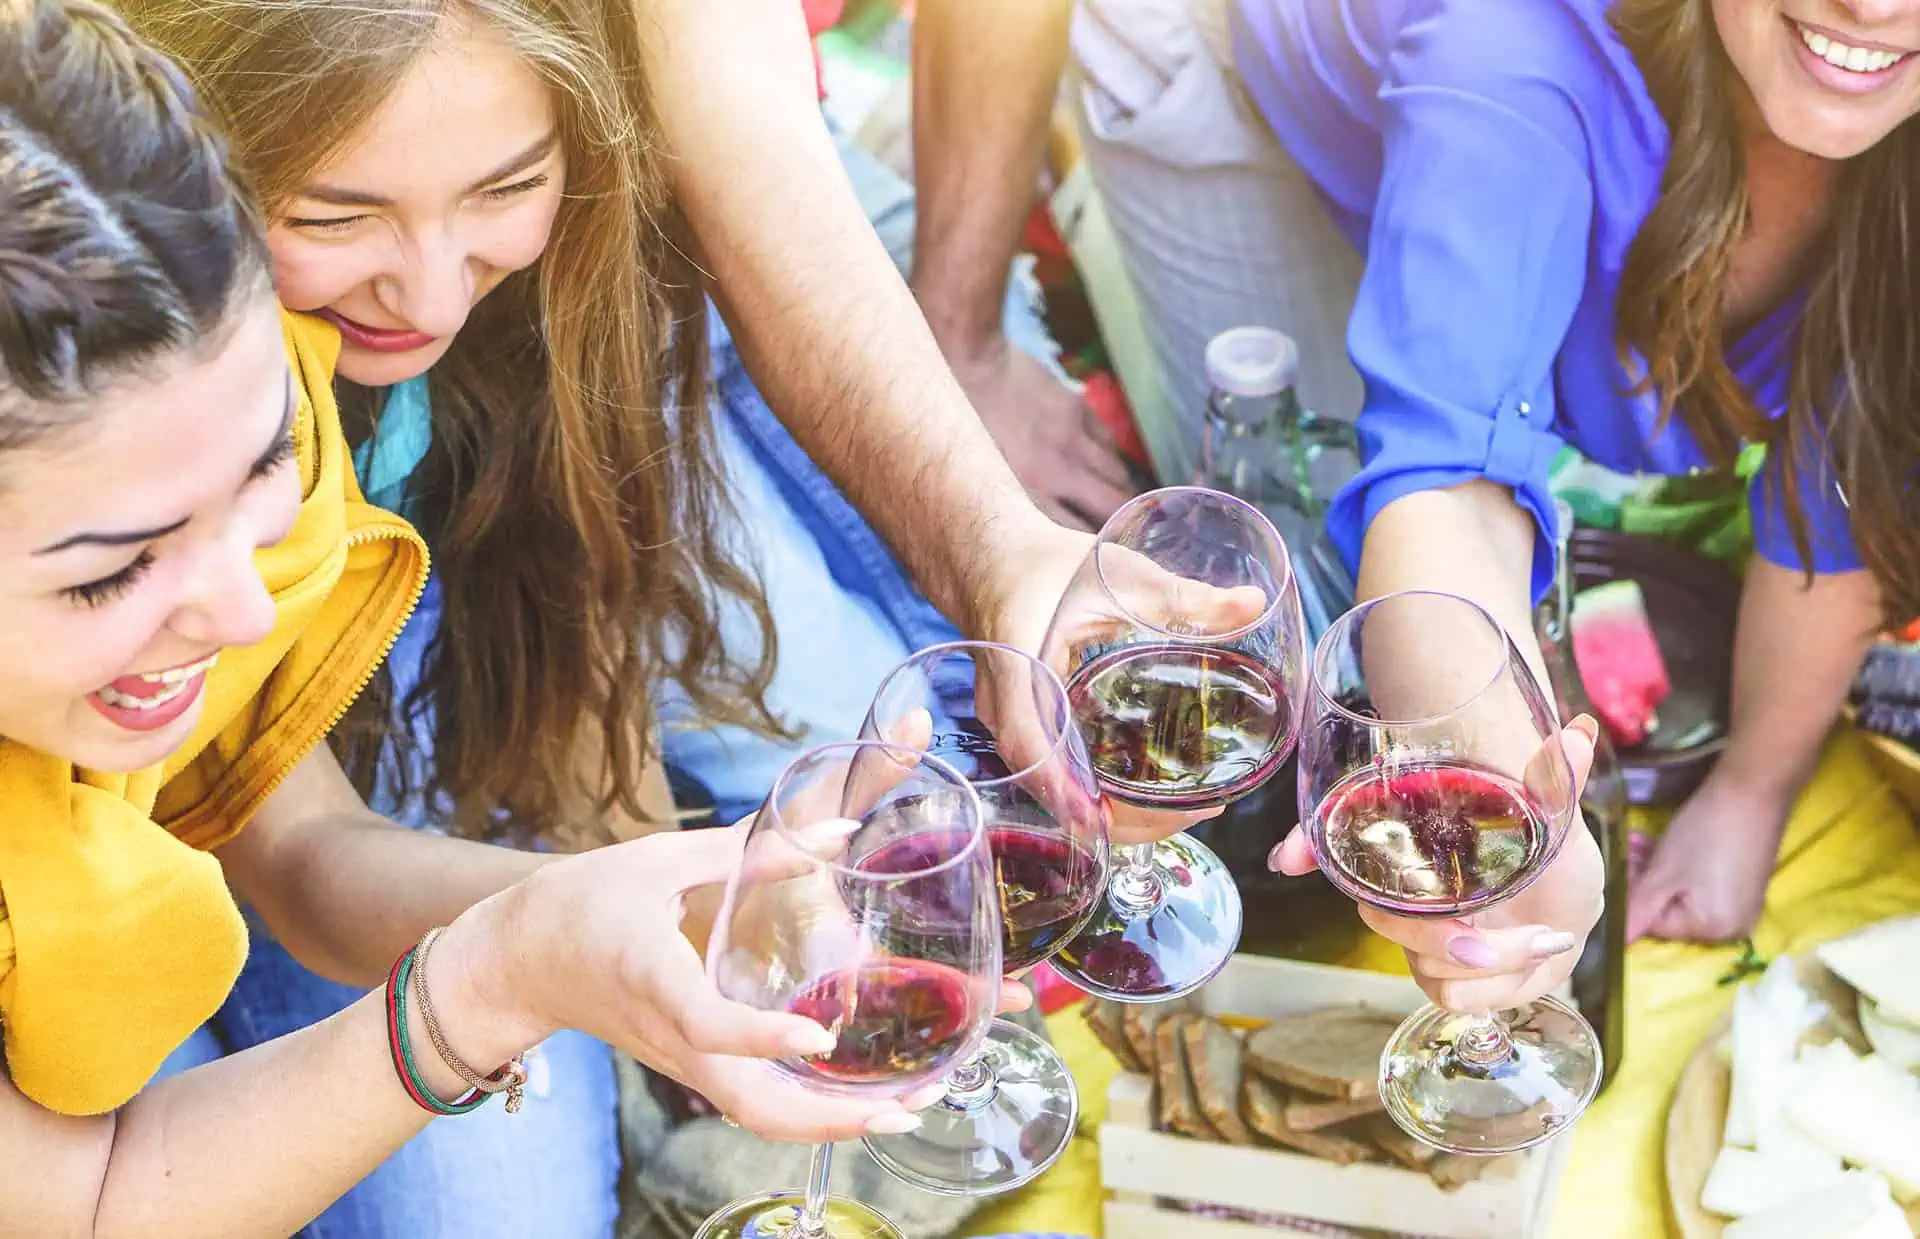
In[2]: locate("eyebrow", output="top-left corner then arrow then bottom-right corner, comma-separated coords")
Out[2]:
300,130 -> 560,208
34,380 -> 298,556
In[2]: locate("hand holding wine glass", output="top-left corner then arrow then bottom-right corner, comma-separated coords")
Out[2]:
1042,487 -> 1307,1002
1292,590 -> 1604,1155
696,741 -> 1002,1239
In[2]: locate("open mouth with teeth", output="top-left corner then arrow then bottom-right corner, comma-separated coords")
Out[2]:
1795,19 -> 1914,74
89,652 -> 221,720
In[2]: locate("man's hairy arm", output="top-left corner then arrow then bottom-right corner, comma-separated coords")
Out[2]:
635,0 -> 1059,634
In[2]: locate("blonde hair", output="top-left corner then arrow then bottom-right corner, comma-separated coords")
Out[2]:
125,0 -> 784,847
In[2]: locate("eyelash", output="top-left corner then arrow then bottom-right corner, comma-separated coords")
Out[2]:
60,433 -> 295,610
62,550 -> 156,610
282,173 -> 551,232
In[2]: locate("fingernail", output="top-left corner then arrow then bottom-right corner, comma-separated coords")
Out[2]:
785,1025 -> 838,1057
865,1111 -> 923,1135
1266,843 -> 1286,872
1447,934 -> 1499,969
1529,931 -> 1579,959
1570,714 -> 1600,743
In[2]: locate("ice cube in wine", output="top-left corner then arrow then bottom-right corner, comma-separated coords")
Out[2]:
1067,643 -> 1292,809
1315,761 -> 1548,914
783,959 -> 977,1086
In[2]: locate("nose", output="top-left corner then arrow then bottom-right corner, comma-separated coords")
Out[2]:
376,227 -> 476,339
170,533 -> 278,653
1832,0 -> 1917,29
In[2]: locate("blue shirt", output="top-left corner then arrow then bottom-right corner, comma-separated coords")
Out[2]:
1232,0 -> 1859,600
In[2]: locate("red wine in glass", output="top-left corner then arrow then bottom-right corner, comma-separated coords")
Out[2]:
1316,760 -> 1549,916
781,959 -> 978,1087
855,826 -> 1103,974
1067,642 -> 1294,810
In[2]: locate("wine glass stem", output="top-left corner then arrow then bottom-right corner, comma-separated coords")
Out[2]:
942,1052 -> 999,1113
1108,842 -> 1165,917
796,1143 -> 834,1237
1453,1011 -> 1517,1073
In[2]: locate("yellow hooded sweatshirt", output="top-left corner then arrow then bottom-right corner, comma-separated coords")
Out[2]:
0,310 -> 429,1116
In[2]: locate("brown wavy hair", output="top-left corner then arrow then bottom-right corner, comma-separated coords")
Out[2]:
1612,0 -> 1920,624
123,0 -> 784,847
0,0 -> 268,457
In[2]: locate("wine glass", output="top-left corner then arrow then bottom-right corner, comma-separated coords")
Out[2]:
696,741 -> 1002,1239
1296,590 -> 1603,1154
858,641 -> 1110,1196
1041,486 -> 1307,1002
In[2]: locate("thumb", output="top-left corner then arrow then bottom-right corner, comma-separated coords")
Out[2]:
1163,576 -> 1271,636
1625,876 -> 1681,944
1268,825 -> 1320,876
1563,714 -> 1599,799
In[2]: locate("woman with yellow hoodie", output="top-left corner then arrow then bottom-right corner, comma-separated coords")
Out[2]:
0,2 -> 932,1232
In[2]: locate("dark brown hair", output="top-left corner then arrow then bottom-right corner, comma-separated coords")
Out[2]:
126,0 -> 786,847
0,0 -> 268,453
1613,0 -> 1920,623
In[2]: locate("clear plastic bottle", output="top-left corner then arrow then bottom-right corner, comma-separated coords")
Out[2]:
1536,499 -> 1629,1093
1195,327 -> 1358,641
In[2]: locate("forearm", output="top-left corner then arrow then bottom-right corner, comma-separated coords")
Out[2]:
1713,560 -> 1877,802
255,815 -> 551,987
6,902 -> 539,1239
640,0 -> 1049,632
218,750 -> 552,988
909,0 -> 1072,356
1355,481 -> 1545,714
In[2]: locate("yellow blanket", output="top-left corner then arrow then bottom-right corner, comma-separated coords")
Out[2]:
977,727 -> 1920,1237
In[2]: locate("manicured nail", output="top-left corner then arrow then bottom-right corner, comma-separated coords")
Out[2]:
1267,842 -> 1289,872
785,1025 -> 838,1057
1529,931 -> 1579,959
1447,935 -> 1500,969
865,1111 -> 923,1135
1570,714 -> 1600,743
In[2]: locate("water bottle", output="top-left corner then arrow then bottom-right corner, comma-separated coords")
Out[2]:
1189,328 -> 1365,959
1537,499 -> 1629,1092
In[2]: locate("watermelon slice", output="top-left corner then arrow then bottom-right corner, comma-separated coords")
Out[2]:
1570,579 -> 1672,747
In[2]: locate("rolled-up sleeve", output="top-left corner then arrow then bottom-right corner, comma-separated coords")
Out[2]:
1324,14 -> 1601,604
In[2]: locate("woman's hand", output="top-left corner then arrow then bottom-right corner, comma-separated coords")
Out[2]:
435,827 -> 943,1144
1271,718 -> 1604,1011
1626,772 -> 1790,944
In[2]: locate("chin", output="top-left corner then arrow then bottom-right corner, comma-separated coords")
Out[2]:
64,699 -> 210,774
335,336 -> 456,388
1763,97 -> 1901,158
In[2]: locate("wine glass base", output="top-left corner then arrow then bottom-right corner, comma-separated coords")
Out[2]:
1049,835 -> 1242,1003
1378,993 -> 1603,1155
863,1019 -> 1078,1197
694,1192 -> 905,1239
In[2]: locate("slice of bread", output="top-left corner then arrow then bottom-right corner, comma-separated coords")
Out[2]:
1430,1151 -> 1525,1192
1183,1018 -> 1256,1145
1123,995 -> 1193,1067
1362,1114 -> 1440,1170
1083,999 -> 1145,1072
1245,1008 -> 1399,1100
1155,1013 -> 1219,1140
1284,1089 -> 1386,1132
1239,1074 -> 1372,1165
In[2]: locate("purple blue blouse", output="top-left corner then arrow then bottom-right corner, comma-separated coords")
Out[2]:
1231,0 -> 1858,600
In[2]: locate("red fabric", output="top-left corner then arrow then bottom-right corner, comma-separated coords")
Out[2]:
803,0 -> 844,97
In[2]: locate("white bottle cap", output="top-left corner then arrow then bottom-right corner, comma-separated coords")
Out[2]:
1205,327 -> 1299,398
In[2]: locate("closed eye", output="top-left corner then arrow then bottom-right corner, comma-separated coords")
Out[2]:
250,428 -> 297,481
480,173 -> 549,203
61,549 -> 157,610
284,214 -> 367,234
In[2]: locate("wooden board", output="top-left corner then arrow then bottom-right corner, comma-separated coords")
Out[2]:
1663,953 -> 1920,1237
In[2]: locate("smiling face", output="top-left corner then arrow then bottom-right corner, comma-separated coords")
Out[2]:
0,292 -> 301,772
267,12 -> 566,387
1713,0 -> 1920,157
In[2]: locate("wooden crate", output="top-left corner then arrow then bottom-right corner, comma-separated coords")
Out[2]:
1100,955 -> 1573,1239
